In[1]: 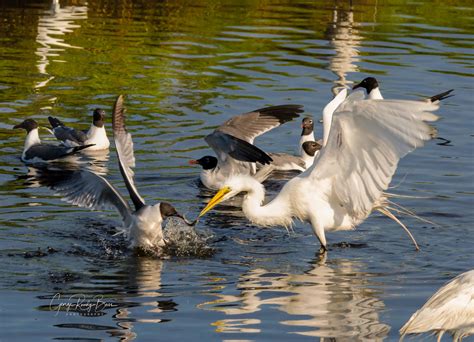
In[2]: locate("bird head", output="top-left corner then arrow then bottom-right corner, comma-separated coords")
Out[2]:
159,202 -> 196,226
302,141 -> 322,157
188,156 -> 218,170
92,108 -> 106,127
198,175 -> 258,217
352,77 -> 379,94
301,117 -> 314,135
159,202 -> 183,219
13,119 -> 39,133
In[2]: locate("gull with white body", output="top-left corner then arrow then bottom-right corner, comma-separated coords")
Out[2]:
13,119 -> 94,163
42,95 -> 187,250
400,270 -> 474,342
48,108 -> 110,150
199,86 -> 451,253
189,105 -> 303,190
353,76 -> 454,103
297,117 -> 315,156
261,140 -> 322,173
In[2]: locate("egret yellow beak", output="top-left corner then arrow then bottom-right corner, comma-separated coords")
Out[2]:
199,186 -> 231,217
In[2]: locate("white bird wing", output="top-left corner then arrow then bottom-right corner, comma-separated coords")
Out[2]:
112,95 -> 145,210
400,270 -> 474,335
306,90 -> 439,220
38,169 -> 133,224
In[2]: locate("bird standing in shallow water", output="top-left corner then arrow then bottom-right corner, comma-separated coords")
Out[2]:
199,88 -> 450,253
13,119 -> 94,163
400,270 -> 474,342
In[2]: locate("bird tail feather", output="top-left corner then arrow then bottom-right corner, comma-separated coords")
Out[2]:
48,116 -> 64,128
65,144 -> 95,156
429,89 -> 454,103
377,206 -> 420,251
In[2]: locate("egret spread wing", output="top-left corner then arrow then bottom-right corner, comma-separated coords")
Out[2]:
38,169 -> 132,224
112,95 -> 145,210
216,105 -> 303,144
307,91 -> 439,219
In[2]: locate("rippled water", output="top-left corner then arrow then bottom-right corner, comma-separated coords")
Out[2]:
0,0 -> 473,341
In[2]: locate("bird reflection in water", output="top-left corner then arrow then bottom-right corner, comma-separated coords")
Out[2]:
36,0 -> 88,89
110,257 -> 168,341
201,256 -> 390,340
325,2 -> 362,92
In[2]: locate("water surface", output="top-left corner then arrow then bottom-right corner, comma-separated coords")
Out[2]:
0,0 -> 473,341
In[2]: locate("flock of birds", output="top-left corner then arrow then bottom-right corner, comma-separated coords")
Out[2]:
12,77 -> 473,341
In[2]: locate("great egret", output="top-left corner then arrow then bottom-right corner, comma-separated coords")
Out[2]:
199,88 -> 446,252
39,95 -> 188,250
400,270 -> 474,342
189,105 -> 303,190
48,108 -> 110,150
13,119 -> 94,162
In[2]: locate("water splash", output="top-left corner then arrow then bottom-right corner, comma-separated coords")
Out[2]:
162,217 -> 216,258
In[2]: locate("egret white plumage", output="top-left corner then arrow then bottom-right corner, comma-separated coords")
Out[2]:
400,270 -> 474,342
13,119 -> 94,163
199,87 -> 450,252
40,95 -> 188,250
261,92 -> 345,174
189,105 -> 303,190
48,108 -> 110,150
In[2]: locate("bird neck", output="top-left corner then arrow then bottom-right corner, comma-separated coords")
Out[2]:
368,87 -> 383,100
24,128 -> 41,151
301,126 -> 313,137
301,151 -> 315,168
322,89 -> 347,146
299,132 -> 315,156
241,180 -> 293,228
87,124 -> 109,147
322,108 -> 333,147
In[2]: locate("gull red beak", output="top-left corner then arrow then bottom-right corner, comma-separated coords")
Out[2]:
189,160 -> 199,165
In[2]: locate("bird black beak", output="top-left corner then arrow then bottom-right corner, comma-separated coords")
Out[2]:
13,123 -> 23,129
352,82 -> 361,90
